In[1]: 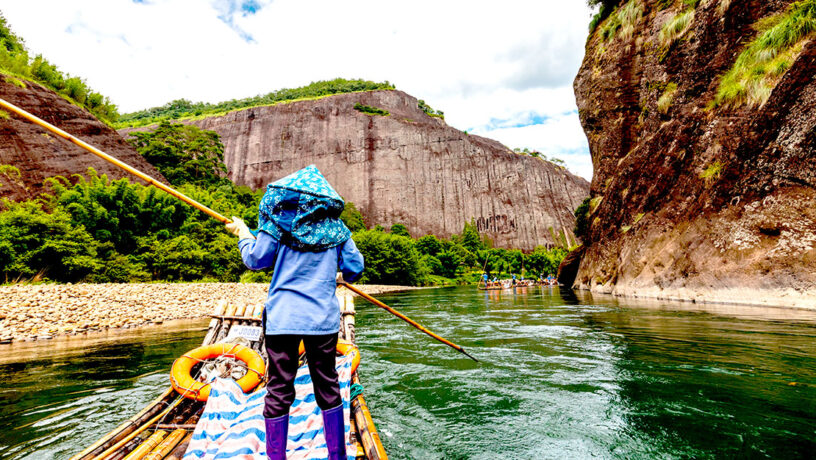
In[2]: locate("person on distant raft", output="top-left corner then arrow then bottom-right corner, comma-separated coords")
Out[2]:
482,272 -> 489,286
226,165 -> 364,460
512,274 -> 517,285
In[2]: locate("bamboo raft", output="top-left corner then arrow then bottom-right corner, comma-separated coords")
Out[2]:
71,290 -> 387,460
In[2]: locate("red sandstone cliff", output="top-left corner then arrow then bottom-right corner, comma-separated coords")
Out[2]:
123,90 -> 589,250
573,0 -> 816,307
0,74 -> 166,200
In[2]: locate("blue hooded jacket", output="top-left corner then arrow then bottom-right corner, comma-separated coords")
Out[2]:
238,165 -> 364,335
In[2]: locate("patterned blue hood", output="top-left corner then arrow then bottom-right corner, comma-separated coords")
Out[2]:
256,165 -> 351,252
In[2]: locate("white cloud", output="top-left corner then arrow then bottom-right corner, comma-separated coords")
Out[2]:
1,0 -> 594,179
471,111 -> 592,181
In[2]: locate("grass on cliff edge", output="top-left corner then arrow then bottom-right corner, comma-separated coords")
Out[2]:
712,0 -> 816,109
657,82 -> 679,113
115,78 -> 396,129
659,9 -> 695,48
598,0 -> 644,41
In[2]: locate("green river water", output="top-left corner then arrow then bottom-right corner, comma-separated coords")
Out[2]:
1,286 -> 815,459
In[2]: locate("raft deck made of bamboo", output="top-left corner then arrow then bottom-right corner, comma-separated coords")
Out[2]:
72,291 -> 387,460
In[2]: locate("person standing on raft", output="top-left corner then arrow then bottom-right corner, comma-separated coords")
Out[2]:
226,165 -> 364,460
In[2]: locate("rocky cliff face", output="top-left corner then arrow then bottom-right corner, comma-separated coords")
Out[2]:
574,0 -> 816,307
0,75 -> 166,200
124,90 -> 589,250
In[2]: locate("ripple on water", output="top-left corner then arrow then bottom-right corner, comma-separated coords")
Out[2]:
2,289 -> 816,459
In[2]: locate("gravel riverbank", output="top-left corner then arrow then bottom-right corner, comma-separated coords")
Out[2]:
0,283 -> 420,343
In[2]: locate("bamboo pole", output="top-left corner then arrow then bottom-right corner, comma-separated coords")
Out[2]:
106,438 -> 143,460
0,97 -> 231,224
163,431 -> 193,460
142,429 -> 186,460
71,387 -> 175,460
122,430 -> 167,460
338,289 -> 387,459
144,409 -> 201,460
350,374 -> 388,460
92,398 -> 183,460
339,282 -> 479,362
201,301 -> 227,346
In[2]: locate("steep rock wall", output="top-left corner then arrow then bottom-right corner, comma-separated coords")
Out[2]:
0,75 -> 166,200
124,90 -> 589,250
574,0 -> 816,307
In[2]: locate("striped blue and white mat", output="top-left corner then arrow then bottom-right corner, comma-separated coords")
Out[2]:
183,351 -> 356,459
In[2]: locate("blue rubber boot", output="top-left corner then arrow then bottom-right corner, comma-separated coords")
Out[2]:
322,405 -> 347,460
265,415 -> 288,460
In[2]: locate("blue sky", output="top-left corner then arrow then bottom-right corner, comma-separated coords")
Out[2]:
2,0 -> 595,179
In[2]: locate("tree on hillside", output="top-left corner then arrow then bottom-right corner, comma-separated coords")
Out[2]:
390,223 -> 410,237
0,201 -> 101,282
573,197 -> 591,242
588,0 -> 621,31
460,221 -> 483,253
415,234 -> 442,256
352,230 -> 427,285
0,13 -> 25,54
117,79 -> 396,128
128,121 -> 228,188
0,15 -> 119,122
340,201 -> 366,232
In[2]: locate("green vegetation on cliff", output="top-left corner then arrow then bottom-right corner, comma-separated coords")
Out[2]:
116,79 -> 396,129
657,82 -> 678,113
573,197 -> 591,242
588,0 -> 620,32
598,0 -> 643,41
417,99 -> 444,119
713,0 -> 816,108
353,103 -> 389,116
340,202 -> 366,232
0,13 -> 119,123
659,8 -> 695,47
512,147 -> 566,167
0,164 -> 21,188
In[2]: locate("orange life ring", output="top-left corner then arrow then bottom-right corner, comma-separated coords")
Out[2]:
298,339 -> 360,374
170,343 -> 266,401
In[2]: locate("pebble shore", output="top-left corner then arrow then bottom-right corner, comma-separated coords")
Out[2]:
0,283 -> 418,343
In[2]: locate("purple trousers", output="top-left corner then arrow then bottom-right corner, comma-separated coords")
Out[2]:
263,334 -> 341,418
